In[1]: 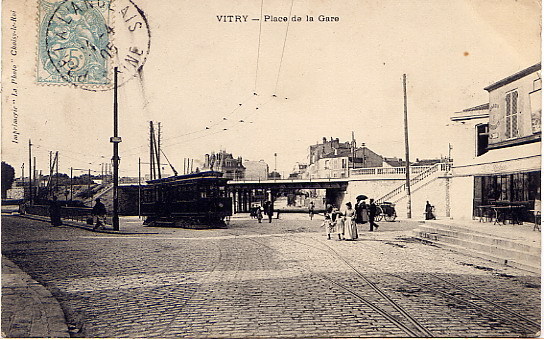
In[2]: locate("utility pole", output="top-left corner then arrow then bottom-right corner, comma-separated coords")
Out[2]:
111,67 -> 121,231
33,157 -> 36,196
70,167 -> 73,202
88,169 -> 91,191
157,122 -> 161,179
351,131 -> 356,169
28,139 -> 32,204
21,164 -> 25,201
55,151 -> 59,194
403,74 -> 412,219
274,153 -> 278,180
138,157 -> 141,218
149,121 -> 155,180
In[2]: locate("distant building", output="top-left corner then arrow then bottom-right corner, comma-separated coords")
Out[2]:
203,150 -> 245,180
305,137 -> 383,178
243,160 -> 269,180
289,163 -> 308,179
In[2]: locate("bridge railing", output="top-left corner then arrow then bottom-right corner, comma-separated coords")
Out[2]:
350,165 -> 434,177
375,162 -> 451,205
228,164 -> 452,182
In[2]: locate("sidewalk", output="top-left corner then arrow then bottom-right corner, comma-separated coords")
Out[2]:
423,217 -> 541,248
1,256 -> 69,338
1,212 -> 158,338
18,213 -> 156,235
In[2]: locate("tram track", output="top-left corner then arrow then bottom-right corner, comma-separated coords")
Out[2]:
156,238 -> 225,337
225,230 -> 434,337
281,234 -> 540,336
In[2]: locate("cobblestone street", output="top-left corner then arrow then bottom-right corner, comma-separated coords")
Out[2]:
1,214 -> 540,338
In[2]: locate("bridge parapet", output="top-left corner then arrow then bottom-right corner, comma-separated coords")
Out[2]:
350,165 -> 434,177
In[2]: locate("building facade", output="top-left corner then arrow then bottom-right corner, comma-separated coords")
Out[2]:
450,63 -> 541,220
243,160 -> 269,181
203,151 -> 245,180
305,137 -> 384,178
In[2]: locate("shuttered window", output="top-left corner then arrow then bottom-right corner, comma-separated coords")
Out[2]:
505,90 -> 519,139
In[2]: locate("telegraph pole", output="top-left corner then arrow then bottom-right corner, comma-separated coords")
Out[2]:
55,152 -> 59,193
149,121 -> 155,180
403,74 -> 412,219
111,67 -> 121,231
28,139 -> 32,203
138,157 -> 141,218
70,167 -> 73,202
33,157 -> 36,199
21,164 -> 25,201
157,122 -> 162,179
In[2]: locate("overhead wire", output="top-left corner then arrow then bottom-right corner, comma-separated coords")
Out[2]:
254,0 -> 265,92
274,0 -> 295,94
117,0 -> 297,164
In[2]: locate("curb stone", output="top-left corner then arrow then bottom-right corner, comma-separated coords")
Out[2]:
1,256 -> 70,338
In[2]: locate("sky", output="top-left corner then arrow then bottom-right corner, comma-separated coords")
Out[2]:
2,0 -> 541,178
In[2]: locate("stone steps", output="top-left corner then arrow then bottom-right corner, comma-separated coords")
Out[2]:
413,222 -> 540,274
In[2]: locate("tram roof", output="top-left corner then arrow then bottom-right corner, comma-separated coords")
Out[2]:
146,171 -> 226,184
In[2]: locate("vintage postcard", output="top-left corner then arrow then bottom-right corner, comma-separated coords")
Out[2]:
1,0 -> 541,338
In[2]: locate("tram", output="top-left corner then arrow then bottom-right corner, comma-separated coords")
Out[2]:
141,171 -> 232,228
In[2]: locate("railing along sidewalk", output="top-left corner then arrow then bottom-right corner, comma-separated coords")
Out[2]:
24,204 -> 94,224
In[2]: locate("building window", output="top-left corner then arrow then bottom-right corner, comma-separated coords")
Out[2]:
473,171 -> 541,222
476,124 -> 489,156
505,90 -> 519,139
342,159 -> 347,168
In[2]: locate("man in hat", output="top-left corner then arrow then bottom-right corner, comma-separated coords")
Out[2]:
92,198 -> 107,230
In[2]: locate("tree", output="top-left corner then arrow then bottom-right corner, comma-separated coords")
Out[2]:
1,162 -> 15,199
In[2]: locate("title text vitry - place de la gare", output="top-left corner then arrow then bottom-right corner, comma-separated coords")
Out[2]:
216,14 -> 340,22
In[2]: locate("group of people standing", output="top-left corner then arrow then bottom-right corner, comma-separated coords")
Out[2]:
254,200 -> 274,223
323,197 -> 379,241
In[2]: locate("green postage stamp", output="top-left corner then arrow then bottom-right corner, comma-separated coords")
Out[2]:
37,0 -> 112,86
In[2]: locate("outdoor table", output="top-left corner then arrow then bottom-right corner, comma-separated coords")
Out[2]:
476,205 -> 495,222
492,205 -> 524,225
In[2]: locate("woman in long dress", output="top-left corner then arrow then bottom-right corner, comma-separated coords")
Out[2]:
343,202 -> 357,241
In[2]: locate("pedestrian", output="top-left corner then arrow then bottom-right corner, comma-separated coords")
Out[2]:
256,205 -> 264,223
425,201 -> 436,220
342,202 -> 357,241
308,201 -> 315,220
323,204 -> 335,240
49,196 -> 62,226
92,198 -> 107,230
355,197 -> 363,223
332,205 -> 343,240
266,200 -> 274,223
369,198 -> 379,231
359,199 -> 369,224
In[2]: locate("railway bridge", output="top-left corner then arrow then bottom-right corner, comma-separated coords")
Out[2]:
227,163 -> 452,216
227,178 -> 349,213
